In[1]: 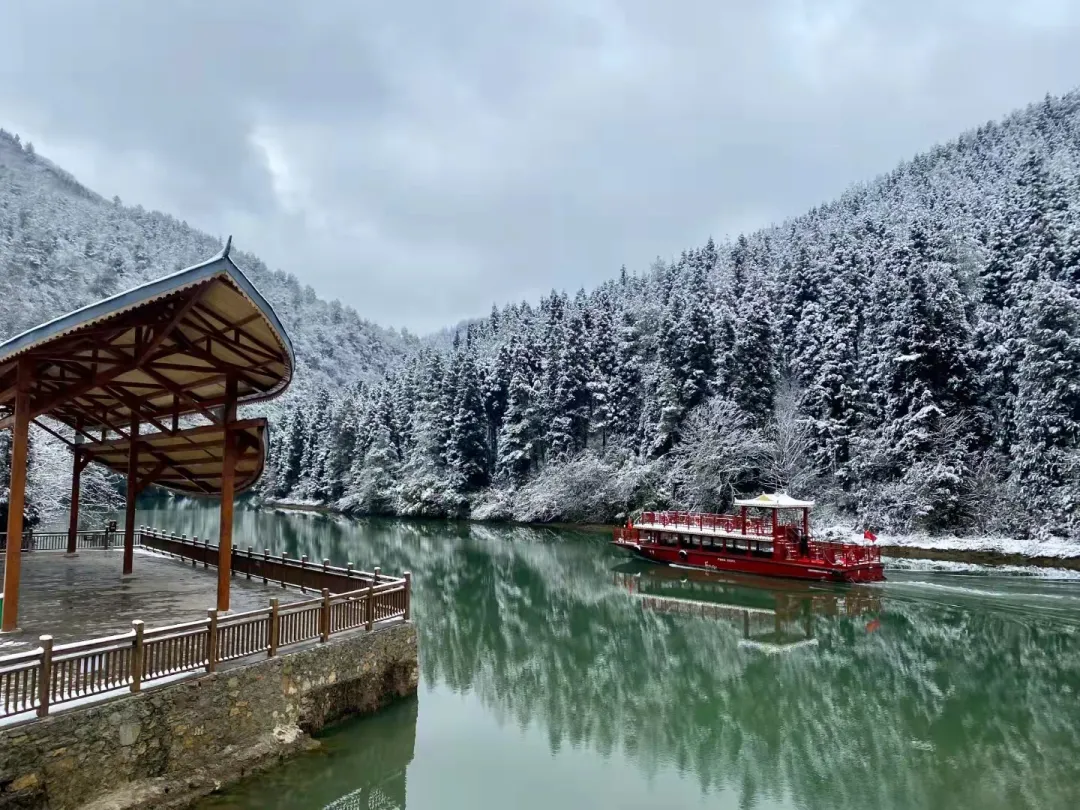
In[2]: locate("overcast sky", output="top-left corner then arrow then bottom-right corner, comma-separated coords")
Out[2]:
2,1 -> 1079,332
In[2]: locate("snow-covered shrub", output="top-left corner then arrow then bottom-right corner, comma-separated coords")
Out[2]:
666,399 -> 768,512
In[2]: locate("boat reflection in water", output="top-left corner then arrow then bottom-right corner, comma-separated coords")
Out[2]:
613,562 -> 883,653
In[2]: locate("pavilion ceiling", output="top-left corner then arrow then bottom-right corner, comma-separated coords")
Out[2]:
0,246 -> 292,496
74,418 -> 269,497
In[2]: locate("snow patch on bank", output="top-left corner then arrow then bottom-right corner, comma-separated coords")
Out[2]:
884,556 -> 1080,580
818,525 -> 1080,559
265,498 -> 325,514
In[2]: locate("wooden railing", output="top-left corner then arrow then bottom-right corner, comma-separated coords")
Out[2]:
0,528 -> 411,722
136,528 -> 399,594
0,529 -> 125,552
638,511 -> 773,537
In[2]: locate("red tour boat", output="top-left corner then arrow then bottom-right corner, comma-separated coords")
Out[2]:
612,493 -> 884,583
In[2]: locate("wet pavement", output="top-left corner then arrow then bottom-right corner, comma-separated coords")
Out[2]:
0,549 -> 303,653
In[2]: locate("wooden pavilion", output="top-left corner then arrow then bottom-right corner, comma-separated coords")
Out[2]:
0,240 -> 294,632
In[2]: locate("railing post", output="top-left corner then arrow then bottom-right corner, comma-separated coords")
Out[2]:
367,565 -> 380,630
246,547 -> 253,580
404,571 -> 412,621
280,552 -> 287,588
131,620 -> 144,693
366,575 -> 376,632
206,609 -> 218,673
263,549 -> 270,585
346,562 -> 355,581
320,588 -> 331,642
268,599 -> 280,657
300,556 -> 308,593
37,636 -> 53,718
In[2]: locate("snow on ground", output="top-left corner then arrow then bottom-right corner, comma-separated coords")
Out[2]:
820,524 -> 1080,559
265,498 -> 326,513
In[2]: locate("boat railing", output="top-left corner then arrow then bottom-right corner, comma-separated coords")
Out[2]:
638,511 -> 772,537
799,540 -> 881,566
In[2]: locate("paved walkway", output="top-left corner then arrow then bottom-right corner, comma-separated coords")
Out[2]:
0,549 -> 301,654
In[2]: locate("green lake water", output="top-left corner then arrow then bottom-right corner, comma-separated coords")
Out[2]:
131,502 -> 1080,810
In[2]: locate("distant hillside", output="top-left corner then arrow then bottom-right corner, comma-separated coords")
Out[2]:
264,90 -> 1080,544
0,128 -> 415,393
0,128 -> 416,523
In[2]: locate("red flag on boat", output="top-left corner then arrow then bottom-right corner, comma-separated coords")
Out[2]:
863,529 -> 877,543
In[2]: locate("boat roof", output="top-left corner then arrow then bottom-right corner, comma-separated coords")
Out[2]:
733,493 -> 815,509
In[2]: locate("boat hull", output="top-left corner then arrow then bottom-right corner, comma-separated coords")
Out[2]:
612,541 -> 885,583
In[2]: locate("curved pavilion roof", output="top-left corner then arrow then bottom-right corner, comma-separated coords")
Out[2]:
0,241 -> 293,496
80,419 -> 270,496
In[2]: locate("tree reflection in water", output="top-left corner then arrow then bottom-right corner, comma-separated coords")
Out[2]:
142,504 -> 1080,810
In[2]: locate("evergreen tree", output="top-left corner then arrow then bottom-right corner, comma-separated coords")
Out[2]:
448,351 -> 490,492
1011,280 -> 1080,534
546,312 -> 591,459
277,407 -> 308,497
728,280 -> 776,424
608,309 -> 642,440
498,340 -> 542,485
586,304 -> 617,450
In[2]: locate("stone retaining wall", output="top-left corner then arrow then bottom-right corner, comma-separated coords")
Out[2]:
0,622 -> 418,810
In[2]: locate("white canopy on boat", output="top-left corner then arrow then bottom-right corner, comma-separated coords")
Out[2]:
733,492 -> 815,509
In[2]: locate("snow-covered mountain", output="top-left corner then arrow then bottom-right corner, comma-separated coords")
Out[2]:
265,91 -> 1080,543
0,128 -> 416,523
0,128 -> 416,393
3,87 -> 1080,543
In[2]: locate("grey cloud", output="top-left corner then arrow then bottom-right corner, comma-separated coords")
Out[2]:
1,1 -> 1079,331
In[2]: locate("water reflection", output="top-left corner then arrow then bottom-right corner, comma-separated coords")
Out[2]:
200,698 -> 417,810
613,563 -> 883,651
150,505 -> 1080,810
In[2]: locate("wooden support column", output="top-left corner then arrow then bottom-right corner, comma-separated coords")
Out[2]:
66,449 -> 84,555
216,377 -> 238,613
2,359 -> 31,632
122,417 -> 139,576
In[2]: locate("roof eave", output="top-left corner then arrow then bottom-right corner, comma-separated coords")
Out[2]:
0,247 -> 296,405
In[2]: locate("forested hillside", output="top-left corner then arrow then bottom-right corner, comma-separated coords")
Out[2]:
265,91 -> 1080,542
2,90 -> 1080,542
0,128 -> 415,524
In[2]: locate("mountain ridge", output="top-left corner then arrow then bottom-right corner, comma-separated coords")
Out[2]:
2,88 -> 1080,544
260,88 -> 1080,543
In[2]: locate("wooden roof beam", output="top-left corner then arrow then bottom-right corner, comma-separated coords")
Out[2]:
182,308 -> 280,366
164,328 -> 272,393
0,351 -> 138,430
134,283 -> 209,366
192,301 -> 284,361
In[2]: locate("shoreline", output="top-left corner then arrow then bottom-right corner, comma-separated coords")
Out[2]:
258,500 -> 1079,571
876,545 -> 1080,572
